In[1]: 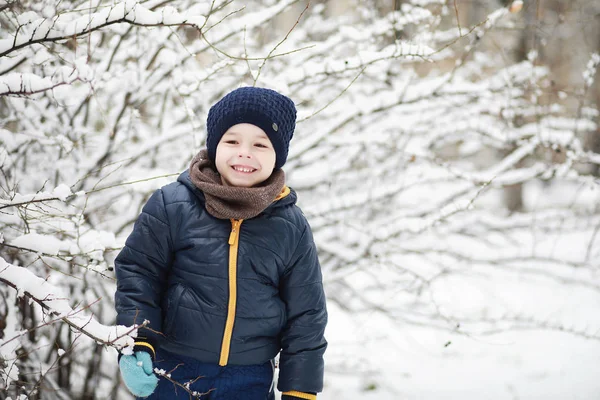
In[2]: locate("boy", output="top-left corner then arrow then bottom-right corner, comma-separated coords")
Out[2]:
114,87 -> 328,400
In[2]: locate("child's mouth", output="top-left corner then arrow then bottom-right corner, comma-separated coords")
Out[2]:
232,165 -> 256,173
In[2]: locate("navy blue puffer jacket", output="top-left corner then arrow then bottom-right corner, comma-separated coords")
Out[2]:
114,171 -> 327,394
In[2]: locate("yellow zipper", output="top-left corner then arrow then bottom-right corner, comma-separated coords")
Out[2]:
219,218 -> 243,366
218,189 -> 288,365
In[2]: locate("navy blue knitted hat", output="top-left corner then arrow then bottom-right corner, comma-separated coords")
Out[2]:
206,87 -> 297,170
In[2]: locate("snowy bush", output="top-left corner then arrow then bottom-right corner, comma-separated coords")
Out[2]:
1,0 -> 600,398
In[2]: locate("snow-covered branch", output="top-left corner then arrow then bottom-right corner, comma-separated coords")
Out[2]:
0,257 -> 137,350
0,1 -> 206,58
0,71 -> 79,97
0,184 -> 73,210
2,0 -> 599,397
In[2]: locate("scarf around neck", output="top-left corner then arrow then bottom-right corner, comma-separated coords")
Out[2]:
188,149 -> 285,220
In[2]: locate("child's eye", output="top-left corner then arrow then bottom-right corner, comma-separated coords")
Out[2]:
225,140 -> 238,145
255,143 -> 268,148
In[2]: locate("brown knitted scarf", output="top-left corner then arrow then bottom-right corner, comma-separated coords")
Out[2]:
188,149 -> 285,220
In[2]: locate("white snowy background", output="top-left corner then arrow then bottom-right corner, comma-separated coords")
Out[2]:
1,0 -> 600,399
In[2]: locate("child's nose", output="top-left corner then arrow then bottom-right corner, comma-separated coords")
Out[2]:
237,152 -> 252,158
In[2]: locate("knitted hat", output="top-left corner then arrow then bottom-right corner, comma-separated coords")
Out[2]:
206,87 -> 297,170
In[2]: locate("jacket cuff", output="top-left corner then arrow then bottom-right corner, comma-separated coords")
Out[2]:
118,339 -> 156,362
282,391 -> 316,400
133,340 -> 156,361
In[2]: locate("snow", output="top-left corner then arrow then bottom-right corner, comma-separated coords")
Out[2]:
2,0 -> 600,398
583,53 -> 600,88
0,257 -> 136,350
1,185 -> 74,209
321,267 -> 600,400
0,2 -> 206,57
77,230 -> 118,262
0,73 -> 53,96
9,232 -> 71,255
0,65 -> 92,96
0,289 -> 23,389
52,184 -> 73,201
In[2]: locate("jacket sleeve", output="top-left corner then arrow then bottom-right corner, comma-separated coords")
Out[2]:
278,220 -> 328,395
114,189 -> 173,349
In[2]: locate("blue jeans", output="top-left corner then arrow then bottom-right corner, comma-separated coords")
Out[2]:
143,349 -> 275,400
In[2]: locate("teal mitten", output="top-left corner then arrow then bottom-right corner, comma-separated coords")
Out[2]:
119,351 -> 159,397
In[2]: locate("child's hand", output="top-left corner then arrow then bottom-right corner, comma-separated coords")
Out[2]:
119,351 -> 158,397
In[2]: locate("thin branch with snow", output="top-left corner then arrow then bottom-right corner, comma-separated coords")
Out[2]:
0,1 -> 206,58
0,258 -> 139,350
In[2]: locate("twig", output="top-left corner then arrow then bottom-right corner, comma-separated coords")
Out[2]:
453,0 -> 462,37
154,366 -> 215,399
253,1 -> 311,85
0,268 -> 145,349
0,7 -> 205,58
299,66 -> 367,121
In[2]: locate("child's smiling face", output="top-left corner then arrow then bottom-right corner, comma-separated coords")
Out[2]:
215,123 -> 276,187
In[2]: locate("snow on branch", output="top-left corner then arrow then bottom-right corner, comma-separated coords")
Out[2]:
0,73 -> 60,97
583,53 -> 600,89
0,184 -> 73,210
0,0 -> 207,58
0,65 -> 91,97
580,151 -> 600,166
0,257 -> 138,351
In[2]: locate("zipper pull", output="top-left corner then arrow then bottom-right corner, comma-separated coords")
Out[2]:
229,219 -> 240,245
